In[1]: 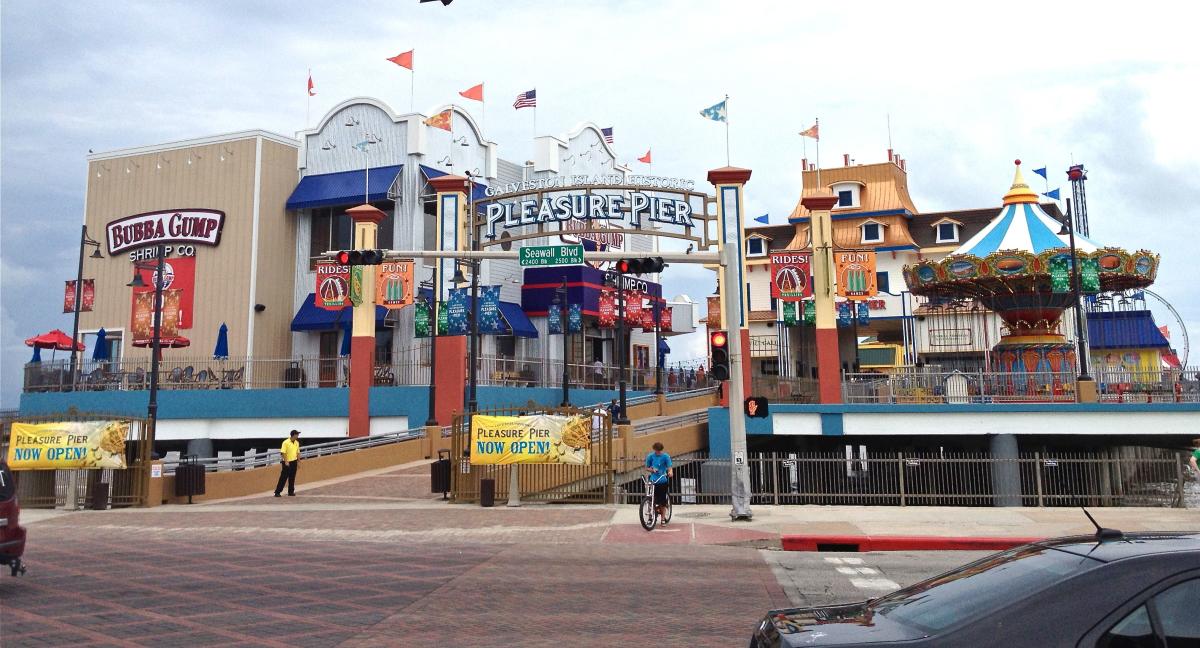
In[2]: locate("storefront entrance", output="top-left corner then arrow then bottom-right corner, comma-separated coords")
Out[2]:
318,331 -> 339,387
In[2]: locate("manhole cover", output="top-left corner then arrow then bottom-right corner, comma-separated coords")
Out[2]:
677,511 -> 710,519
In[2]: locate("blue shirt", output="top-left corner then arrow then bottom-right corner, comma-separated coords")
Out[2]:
645,451 -> 672,485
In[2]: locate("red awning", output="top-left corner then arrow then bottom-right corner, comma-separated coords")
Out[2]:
25,329 -> 83,351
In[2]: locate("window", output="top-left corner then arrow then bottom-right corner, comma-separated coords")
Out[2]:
838,190 -> 854,207
832,182 -> 861,209
1100,579 -> 1200,648
861,222 -> 883,243
877,271 -> 890,294
747,238 -> 765,256
309,203 -> 395,267
422,198 -> 437,258
937,222 -> 959,243
745,283 -> 752,311
1099,605 -> 1155,648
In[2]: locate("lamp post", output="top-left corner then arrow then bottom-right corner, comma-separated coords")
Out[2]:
126,243 -> 166,448
451,260 -> 480,413
554,278 -> 570,406
465,169 -> 481,414
70,225 -> 104,389
1059,202 -> 1092,384
608,272 -> 630,425
420,287 -> 438,427
653,298 -> 664,395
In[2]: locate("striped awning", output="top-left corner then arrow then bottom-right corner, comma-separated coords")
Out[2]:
954,202 -> 1101,257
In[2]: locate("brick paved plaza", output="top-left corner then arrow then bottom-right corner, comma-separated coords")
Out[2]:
0,467 -> 791,647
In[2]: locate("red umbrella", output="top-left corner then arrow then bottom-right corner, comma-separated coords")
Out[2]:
25,329 -> 84,351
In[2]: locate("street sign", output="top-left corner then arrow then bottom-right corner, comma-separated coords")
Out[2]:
519,244 -> 585,267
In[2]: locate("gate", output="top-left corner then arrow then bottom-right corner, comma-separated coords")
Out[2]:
450,404 -> 613,503
3,412 -> 152,509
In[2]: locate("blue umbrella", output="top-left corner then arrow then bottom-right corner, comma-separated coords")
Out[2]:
30,346 -> 41,363
340,323 -> 352,356
92,328 -> 109,361
213,323 -> 229,359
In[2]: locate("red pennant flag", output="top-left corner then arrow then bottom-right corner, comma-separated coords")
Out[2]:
387,50 -> 414,70
307,72 -> 315,97
459,83 -> 484,102
799,124 -> 819,140
638,149 -> 652,164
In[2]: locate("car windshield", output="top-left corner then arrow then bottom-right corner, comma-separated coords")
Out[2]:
867,545 -> 1101,632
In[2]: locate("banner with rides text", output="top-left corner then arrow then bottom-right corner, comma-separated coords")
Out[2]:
7,420 -> 130,470
470,414 -> 592,465
770,251 -> 813,300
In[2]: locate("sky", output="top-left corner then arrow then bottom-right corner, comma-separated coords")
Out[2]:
2,0 -> 1198,408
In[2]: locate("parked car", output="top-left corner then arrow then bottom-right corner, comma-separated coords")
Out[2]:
0,462 -> 27,576
751,531 -> 1200,647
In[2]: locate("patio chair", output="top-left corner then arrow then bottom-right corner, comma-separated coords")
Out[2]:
182,366 -> 195,386
167,366 -> 184,389
373,365 -> 396,386
194,369 -> 212,388
220,366 -> 244,389
127,367 -> 146,390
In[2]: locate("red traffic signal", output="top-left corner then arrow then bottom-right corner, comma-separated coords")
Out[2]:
744,396 -> 769,418
709,330 -> 730,381
616,257 -> 665,275
335,249 -> 385,266
710,331 -> 728,349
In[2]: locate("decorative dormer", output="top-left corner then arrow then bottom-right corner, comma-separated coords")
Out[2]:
931,217 -> 963,243
831,181 -> 864,209
745,232 -> 771,258
860,218 -> 887,244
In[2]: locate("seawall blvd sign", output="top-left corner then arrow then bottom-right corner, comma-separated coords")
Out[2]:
519,244 -> 584,267
106,209 -> 225,255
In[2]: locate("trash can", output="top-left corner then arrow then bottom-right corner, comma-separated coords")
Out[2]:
283,362 -> 306,388
430,451 -> 451,498
174,455 -> 206,504
479,478 -> 496,508
90,482 -> 109,510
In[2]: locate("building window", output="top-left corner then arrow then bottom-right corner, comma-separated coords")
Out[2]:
838,190 -> 853,207
747,238 -> 765,257
861,222 -> 883,244
876,271 -> 890,294
936,222 -> 959,243
760,360 -> 779,376
309,203 -> 394,266
832,182 -> 860,209
745,283 -> 752,311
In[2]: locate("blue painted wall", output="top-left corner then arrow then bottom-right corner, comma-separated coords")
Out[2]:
18,386 -> 646,425
706,407 -> 773,458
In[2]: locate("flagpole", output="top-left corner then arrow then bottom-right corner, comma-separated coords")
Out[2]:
410,69 -> 415,113
815,117 -> 822,191
306,68 -> 312,127
724,94 -> 731,167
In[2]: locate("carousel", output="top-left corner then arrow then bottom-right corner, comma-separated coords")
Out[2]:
903,161 -> 1159,393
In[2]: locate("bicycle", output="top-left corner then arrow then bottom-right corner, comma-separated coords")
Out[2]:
638,473 -> 673,531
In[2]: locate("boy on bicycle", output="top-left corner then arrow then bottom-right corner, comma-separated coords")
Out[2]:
645,442 -> 673,524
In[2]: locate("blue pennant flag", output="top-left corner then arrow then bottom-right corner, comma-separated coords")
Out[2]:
753,214 -> 769,225
1033,167 -> 1048,180
699,99 -> 727,122
1043,188 -> 1060,200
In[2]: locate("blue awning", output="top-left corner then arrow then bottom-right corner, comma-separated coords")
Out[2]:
286,165 -> 403,210
1087,310 -> 1171,349
290,293 -> 386,331
420,165 -> 489,203
498,301 -> 537,338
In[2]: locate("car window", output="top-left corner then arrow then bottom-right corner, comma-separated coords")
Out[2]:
1153,579 -> 1200,646
868,545 -> 1100,632
1098,606 -> 1161,648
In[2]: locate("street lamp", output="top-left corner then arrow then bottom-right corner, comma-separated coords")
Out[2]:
605,272 -> 631,425
126,243 -> 166,450
653,297 -> 664,396
418,287 -> 438,427
464,168 -> 482,415
1059,206 -> 1092,386
553,278 -> 569,406
70,225 -> 104,389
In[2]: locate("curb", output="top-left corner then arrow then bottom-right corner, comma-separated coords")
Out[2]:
780,534 -> 1043,552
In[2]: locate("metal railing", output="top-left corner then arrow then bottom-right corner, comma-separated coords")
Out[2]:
633,410 -> 709,436
159,427 -> 426,475
753,376 -> 820,404
844,368 -> 1200,404
614,448 -> 1194,507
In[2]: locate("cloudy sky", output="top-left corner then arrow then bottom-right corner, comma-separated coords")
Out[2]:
2,0 -> 1198,407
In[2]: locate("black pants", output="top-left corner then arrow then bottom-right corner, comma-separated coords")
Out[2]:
275,461 -> 297,495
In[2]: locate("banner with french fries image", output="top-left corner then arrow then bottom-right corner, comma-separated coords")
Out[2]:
469,414 -> 591,465
7,420 -> 130,470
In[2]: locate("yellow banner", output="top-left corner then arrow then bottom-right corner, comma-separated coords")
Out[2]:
470,414 -> 591,465
6,421 -> 130,470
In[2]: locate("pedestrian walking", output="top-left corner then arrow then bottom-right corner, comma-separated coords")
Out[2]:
592,358 -> 605,388
274,429 -> 301,497
696,365 -> 706,387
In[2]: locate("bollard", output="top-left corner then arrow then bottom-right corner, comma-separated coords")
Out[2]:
507,464 -> 521,507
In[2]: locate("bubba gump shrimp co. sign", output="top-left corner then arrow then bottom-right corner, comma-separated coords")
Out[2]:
105,209 -> 225,255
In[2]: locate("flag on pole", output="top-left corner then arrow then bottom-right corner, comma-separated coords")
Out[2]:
601,127 -> 614,144
307,72 -> 315,97
799,124 -> 819,139
459,83 -> 484,101
387,50 -> 414,70
1033,166 -> 1048,179
638,149 -> 652,164
699,99 -> 727,122
424,109 -> 452,131
1043,188 -> 1061,200
754,214 -> 770,224
512,89 -> 536,109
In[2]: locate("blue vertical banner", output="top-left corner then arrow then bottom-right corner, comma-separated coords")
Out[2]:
447,288 -> 469,335
478,285 -> 504,334
568,303 -> 582,333
856,301 -> 870,326
836,301 -> 852,327
548,305 -> 562,334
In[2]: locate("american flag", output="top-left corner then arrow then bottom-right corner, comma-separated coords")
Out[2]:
601,127 -> 613,144
513,89 -> 536,109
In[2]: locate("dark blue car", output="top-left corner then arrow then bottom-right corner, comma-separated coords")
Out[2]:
752,532 -> 1200,647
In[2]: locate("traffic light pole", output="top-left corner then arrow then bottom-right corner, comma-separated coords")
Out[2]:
615,273 -> 630,425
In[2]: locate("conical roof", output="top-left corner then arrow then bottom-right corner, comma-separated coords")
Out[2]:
953,161 -> 1101,257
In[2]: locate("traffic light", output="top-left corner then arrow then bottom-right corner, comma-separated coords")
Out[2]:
744,396 -> 769,418
335,249 -> 385,266
615,257 -> 665,275
709,330 -> 730,381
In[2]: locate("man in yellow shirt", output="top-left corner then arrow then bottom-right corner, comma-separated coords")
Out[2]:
274,429 -> 301,497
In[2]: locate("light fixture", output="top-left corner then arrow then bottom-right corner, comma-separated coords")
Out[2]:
345,116 -> 360,127
439,156 -> 452,166
90,249 -> 103,259
321,139 -> 337,151
451,267 -> 468,285
126,269 -> 147,288
254,303 -> 266,312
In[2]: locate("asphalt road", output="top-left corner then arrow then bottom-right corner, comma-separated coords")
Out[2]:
762,550 -> 994,609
